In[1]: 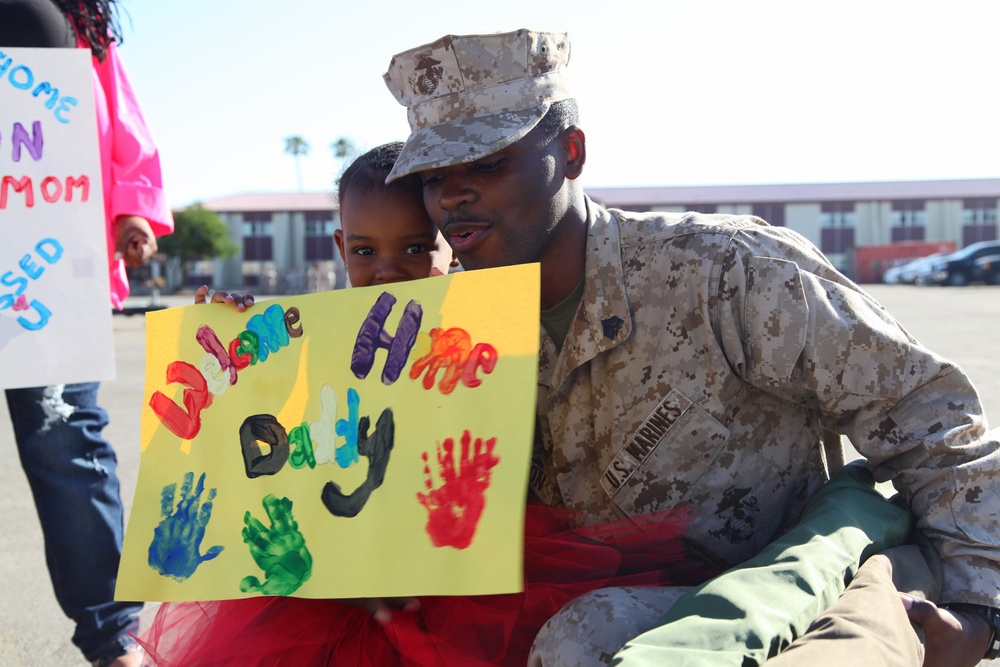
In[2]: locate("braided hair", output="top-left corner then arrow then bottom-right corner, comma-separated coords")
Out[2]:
53,0 -> 122,60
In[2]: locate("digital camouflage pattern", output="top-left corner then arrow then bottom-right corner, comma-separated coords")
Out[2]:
528,586 -> 689,667
528,198 -> 1000,607
383,29 -> 572,181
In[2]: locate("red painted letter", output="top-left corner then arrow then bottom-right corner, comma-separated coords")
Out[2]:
149,361 -> 214,440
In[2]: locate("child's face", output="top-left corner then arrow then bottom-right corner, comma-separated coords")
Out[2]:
334,188 -> 455,287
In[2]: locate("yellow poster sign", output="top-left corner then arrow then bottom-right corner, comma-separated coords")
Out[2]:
117,264 -> 539,602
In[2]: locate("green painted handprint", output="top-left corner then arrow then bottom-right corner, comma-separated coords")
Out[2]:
240,494 -> 312,596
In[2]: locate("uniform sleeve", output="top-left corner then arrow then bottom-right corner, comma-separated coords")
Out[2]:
715,222 -> 1000,606
93,43 -> 173,236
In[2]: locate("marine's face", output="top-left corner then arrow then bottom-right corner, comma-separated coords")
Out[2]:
418,130 -> 565,272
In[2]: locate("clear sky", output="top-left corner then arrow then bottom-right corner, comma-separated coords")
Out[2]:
111,0 -> 1000,209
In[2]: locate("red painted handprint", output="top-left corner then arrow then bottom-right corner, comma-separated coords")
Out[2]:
418,430 -> 499,549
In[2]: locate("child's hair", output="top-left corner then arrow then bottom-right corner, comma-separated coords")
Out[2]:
54,0 -> 122,61
336,142 -> 423,209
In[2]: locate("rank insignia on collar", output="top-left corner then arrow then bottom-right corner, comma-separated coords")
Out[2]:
601,316 -> 624,340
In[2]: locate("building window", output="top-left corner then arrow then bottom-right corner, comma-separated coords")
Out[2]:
891,200 -> 926,226
890,200 -> 925,242
820,202 -> 856,254
962,198 -> 998,225
305,210 -> 335,261
752,203 -> 785,227
243,212 -> 273,261
682,204 -> 717,215
820,202 -> 856,228
962,198 -> 998,245
304,211 -> 336,236
242,211 -> 273,235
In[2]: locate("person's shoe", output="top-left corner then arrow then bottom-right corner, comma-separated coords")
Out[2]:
91,643 -> 145,667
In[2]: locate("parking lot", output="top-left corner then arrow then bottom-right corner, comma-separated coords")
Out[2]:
1,285 -> 999,666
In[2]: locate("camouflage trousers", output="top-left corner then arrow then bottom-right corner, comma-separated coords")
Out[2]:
527,545 -> 936,667
529,462 -> 939,667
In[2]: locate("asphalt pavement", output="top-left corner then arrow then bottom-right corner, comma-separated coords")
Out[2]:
1,285 -> 999,666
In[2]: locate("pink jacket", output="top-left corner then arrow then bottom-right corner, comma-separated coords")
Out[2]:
88,40 -> 174,308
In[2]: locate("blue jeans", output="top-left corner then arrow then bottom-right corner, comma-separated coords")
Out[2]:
6,382 -> 142,664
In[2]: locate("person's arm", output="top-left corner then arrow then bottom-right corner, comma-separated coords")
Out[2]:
715,223 -> 1000,666
612,462 -> 913,667
95,42 -> 173,238
90,41 -> 174,307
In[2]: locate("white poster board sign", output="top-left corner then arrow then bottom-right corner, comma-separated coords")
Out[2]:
0,47 -> 115,389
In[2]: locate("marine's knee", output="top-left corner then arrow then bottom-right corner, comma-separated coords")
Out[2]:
529,586 -> 689,667
529,589 -> 624,667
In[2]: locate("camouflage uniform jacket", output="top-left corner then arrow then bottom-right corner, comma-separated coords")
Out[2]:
528,197 -> 1000,606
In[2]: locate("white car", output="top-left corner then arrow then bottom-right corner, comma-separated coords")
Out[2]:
882,254 -> 940,285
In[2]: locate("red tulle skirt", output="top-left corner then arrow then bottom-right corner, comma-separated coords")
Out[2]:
137,504 -> 710,667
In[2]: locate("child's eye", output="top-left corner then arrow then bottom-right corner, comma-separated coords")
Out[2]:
404,244 -> 430,255
352,246 -> 375,256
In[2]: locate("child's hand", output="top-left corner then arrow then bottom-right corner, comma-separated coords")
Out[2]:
429,267 -> 446,277
194,285 -> 255,312
340,597 -> 421,625
114,215 -> 158,268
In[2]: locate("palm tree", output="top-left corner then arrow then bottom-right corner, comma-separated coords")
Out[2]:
330,137 -> 358,182
330,136 -> 356,161
284,135 -> 310,191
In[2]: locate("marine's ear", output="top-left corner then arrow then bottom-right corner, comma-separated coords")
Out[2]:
563,127 -> 586,180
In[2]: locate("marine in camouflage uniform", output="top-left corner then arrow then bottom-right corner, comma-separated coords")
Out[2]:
523,201 -> 993,666
384,28 -> 1000,667
522,204 -> 998,590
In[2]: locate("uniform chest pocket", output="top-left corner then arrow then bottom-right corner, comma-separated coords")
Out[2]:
600,388 -> 730,515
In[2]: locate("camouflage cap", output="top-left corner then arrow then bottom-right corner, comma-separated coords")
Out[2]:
383,29 -> 572,182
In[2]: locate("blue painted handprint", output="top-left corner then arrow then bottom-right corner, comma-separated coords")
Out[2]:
148,471 -> 224,581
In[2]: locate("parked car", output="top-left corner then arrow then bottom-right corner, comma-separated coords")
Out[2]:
972,253 -> 1000,285
929,241 -> 1000,286
882,264 -> 904,284
900,254 -> 941,285
881,254 -> 941,285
